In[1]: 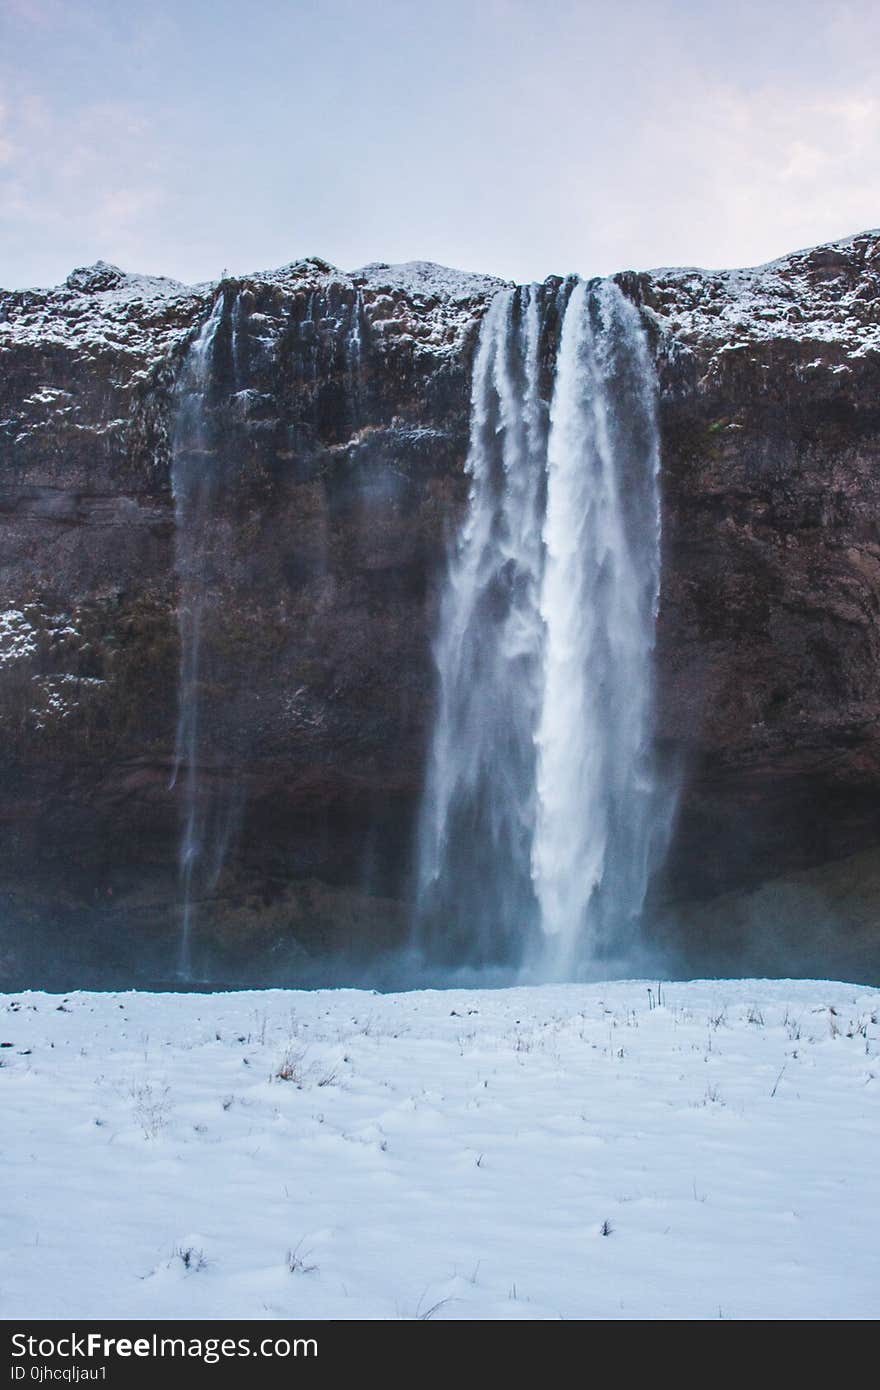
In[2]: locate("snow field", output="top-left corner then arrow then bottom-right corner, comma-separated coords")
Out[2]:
2,979 -> 878,1320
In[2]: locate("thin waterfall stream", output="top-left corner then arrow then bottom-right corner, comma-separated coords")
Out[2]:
169,294 -> 225,979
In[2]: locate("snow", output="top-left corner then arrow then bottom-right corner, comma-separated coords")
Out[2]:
29,673 -> 106,727
0,608 -> 103,725
353,260 -> 507,304
2,978 -> 878,1320
0,262 -> 208,372
0,609 -> 38,665
350,262 -> 507,359
644,228 -> 880,369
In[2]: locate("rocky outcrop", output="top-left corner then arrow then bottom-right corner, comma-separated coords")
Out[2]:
1,233 -> 879,985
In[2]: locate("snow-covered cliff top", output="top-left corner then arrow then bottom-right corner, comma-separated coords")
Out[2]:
640,228 -> 880,366
2,232 -> 878,378
0,256 -> 507,372
0,261 -> 205,375
352,259 -> 507,302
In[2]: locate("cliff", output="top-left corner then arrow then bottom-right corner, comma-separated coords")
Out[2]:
1,232 -> 879,984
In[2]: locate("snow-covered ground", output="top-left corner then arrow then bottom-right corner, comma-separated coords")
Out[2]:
2,979 -> 878,1321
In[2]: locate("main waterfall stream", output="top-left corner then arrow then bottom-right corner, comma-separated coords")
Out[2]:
415,278 -> 667,977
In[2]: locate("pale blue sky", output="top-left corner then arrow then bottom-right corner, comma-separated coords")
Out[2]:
1,0 -> 878,288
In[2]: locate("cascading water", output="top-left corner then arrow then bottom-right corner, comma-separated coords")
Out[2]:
415,276 -> 666,976
533,279 -> 663,974
414,286 -> 548,966
170,294 -> 225,979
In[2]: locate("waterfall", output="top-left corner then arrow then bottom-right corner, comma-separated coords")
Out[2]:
415,287 -> 547,965
533,279 -> 662,973
170,293 -> 225,979
415,277 -> 664,975
166,281 -> 368,979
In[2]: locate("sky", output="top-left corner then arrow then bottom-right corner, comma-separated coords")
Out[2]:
1,0 -> 878,289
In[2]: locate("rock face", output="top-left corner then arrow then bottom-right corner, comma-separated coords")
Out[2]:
1,234 -> 879,985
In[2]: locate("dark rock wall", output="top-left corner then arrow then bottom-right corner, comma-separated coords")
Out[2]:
1,238 -> 879,983
640,237 -> 880,923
